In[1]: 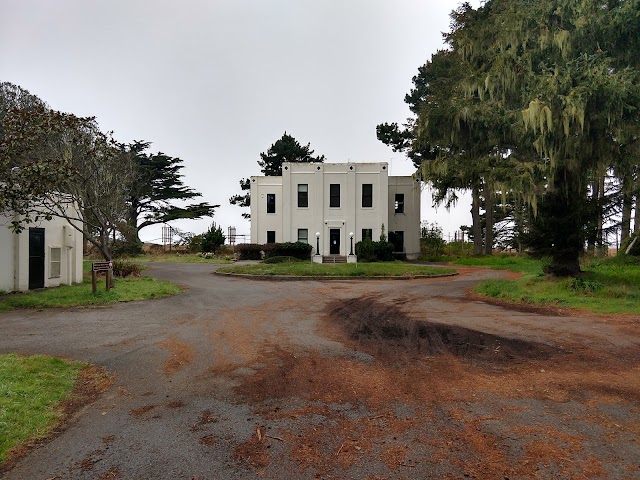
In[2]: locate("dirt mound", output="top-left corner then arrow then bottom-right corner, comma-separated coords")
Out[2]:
326,296 -> 555,362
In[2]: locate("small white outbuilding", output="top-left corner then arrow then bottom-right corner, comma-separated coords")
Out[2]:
0,213 -> 84,292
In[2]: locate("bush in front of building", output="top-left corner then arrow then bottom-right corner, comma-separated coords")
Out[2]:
263,242 -> 313,260
237,244 -> 263,260
355,239 -> 395,262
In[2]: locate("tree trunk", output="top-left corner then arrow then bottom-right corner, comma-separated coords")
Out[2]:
484,181 -> 494,255
587,178 -> 599,256
621,174 -> 632,243
596,173 -> 606,256
635,195 -> 639,234
471,184 -> 482,255
543,169 -> 583,276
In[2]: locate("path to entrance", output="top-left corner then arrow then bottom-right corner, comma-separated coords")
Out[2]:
1,263 -> 638,479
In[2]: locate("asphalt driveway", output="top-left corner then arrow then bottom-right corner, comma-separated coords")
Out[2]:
1,263 -> 639,479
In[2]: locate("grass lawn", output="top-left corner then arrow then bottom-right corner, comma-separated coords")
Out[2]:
467,254 -> 640,315
127,253 -> 233,264
0,265 -> 181,313
217,261 -> 456,277
0,354 -> 84,463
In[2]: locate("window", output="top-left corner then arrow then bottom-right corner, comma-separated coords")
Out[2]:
49,247 -> 61,278
297,184 -> 308,208
389,231 -> 404,252
266,231 -> 276,243
266,193 -> 276,213
362,184 -> 373,208
298,229 -> 309,243
330,184 -> 340,208
394,193 -> 405,213
362,229 -> 373,241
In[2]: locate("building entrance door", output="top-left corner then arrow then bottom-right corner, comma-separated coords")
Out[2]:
329,229 -> 340,255
29,228 -> 45,289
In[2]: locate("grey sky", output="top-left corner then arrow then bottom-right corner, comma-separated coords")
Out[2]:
1,0 -> 477,243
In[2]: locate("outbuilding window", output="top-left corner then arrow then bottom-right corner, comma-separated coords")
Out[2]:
49,247 -> 61,278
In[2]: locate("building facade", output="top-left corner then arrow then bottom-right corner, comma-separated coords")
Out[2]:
0,213 -> 84,292
250,162 -> 421,259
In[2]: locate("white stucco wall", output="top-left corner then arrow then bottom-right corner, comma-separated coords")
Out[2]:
250,177 -> 283,244
388,176 -> 422,260
0,210 -> 84,292
250,162 -> 420,258
0,216 -> 16,292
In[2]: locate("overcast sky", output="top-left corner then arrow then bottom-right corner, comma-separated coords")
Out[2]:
1,0 -> 479,243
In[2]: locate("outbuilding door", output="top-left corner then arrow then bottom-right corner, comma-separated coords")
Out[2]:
29,228 -> 45,289
329,229 -> 340,255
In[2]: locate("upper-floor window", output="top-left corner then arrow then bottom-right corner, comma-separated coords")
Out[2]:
330,184 -> 340,208
298,184 -> 308,208
362,184 -> 373,208
267,230 -> 276,243
267,193 -> 276,213
394,193 -> 404,214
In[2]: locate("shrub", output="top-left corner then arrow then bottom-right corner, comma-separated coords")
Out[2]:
112,260 -> 145,278
373,241 -> 395,261
355,239 -> 394,262
420,222 -> 446,257
237,244 -> 263,260
201,222 -> 226,253
265,242 -> 313,260
355,239 -> 376,261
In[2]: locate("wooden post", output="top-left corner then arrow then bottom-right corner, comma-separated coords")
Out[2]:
91,261 -> 112,294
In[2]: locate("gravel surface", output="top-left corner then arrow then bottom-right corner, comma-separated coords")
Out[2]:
1,263 -> 639,479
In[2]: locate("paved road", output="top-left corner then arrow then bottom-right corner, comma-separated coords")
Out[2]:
1,263 -> 638,479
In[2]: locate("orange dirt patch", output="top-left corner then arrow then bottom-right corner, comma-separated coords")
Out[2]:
129,404 -> 158,416
157,336 -> 195,376
233,426 -> 270,468
223,291 -> 640,478
199,435 -> 216,446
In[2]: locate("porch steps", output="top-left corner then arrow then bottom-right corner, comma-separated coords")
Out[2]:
322,255 -> 347,264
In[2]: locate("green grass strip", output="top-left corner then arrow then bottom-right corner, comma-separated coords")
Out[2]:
217,261 -> 456,277
471,255 -> 640,315
0,276 -> 181,313
0,354 -> 84,463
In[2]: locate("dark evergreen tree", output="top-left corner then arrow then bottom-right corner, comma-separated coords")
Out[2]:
124,141 -> 218,248
229,132 -> 325,218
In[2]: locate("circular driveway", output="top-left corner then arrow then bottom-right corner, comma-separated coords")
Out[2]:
1,263 -> 638,479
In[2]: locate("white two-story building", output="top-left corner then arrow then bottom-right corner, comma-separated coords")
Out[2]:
249,162 -> 421,259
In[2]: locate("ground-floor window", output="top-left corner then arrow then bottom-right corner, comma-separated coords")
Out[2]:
266,231 -> 276,243
362,228 -> 373,241
297,228 -> 308,243
389,231 -> 404,252
49,246 -> 62,278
